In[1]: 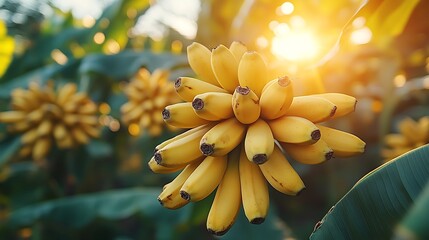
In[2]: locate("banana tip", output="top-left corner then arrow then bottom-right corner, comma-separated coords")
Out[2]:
174,78 -> 182,89
162,109 -> 170,120
200,143 -> 214,156
192,98 -> 204,110
250,217 -> 265,225
253,154 -> 268,164
157,197 -> 164,206
207,227 -> 229,236
179,190 -> 191,201
330,106 -> 337,117
277,76 -> 291,87
154,152 -> 162,164
311,130 -> 321,141
325,151 -> 334,161
235,86 -> 250,95
296,187 -> 306,196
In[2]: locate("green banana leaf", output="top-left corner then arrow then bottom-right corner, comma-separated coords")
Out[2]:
0,136 -> 22,167
310,144 -> 429,239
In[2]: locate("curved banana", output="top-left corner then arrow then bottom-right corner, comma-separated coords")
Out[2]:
207,147 -> 241,236
311,93 -> 356,118
57,83 -> 77,106
211,45 -> 239,93
148,157 -> 186,174
238,51 -> 268,97
244,119 -> 274,164
163,102 -> 211,128
175,77 -> 228,102
229,41 -> 247,61
158,161 -> 201,209
180,155 -> 228,202
268,116 -> 320,145
280,139 -> 333,164
259,145 -> 306,195
154,125 -> 212,167
317,125 -> 366,157
260,76 -> 294,119
284,96 -> 337,123
232,86 -> 261,124
155,123 -> 215,151
398,117 -> 423,144
239,146 -> 269,224
32,137 -> 51,161
200,118 -> 247,157
384,134 -> 408,148
192,92 -> 234,121
0,111 -> 26,123
187,42 -> 220,87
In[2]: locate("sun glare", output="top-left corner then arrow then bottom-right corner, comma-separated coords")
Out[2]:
271,31 -> 319,61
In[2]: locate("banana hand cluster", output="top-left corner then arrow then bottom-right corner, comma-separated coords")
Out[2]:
0,82 -> 101,163
151,41 -> 366,235
121,68 -> 180,136
382,116 -> 429,162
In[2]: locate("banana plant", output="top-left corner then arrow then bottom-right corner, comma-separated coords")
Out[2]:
310,144 -> 429,239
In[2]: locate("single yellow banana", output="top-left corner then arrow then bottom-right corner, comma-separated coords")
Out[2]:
206,147 -> 241,236
211,45 -> 239,93
259,145 -> 306,195
200,118 -> 247,157
187,42 -> 220,87
0,111 -> 26,123
284,96 -> 337,123
311,93 -> 356,119
280,139 -> 333,164
21,129 -> 38,145
155,124 -> 215,152
180,155 -> 228,202
81,124 -> 100,138
259,76 -> 294,119
239,146 -> 269,224
192,92 -> 233,121
32,137 -> 51,161
175,77 -> 228,102
384,134 -> 409,148
158,161 -> 201,209
244,119 -> 274,164
148,156 -> 186,174
229,41 -> 247,62
57,83 -> 77,106
317,125 -> 366,157
232,86 -> 261,124
71,127 -> 89,144
162,102 -> 211,129
37,120 -> 53,136
154,124 -> 212,167
238,51 -> 268,97
398,117 -> 423,144
268,116 -> 320,144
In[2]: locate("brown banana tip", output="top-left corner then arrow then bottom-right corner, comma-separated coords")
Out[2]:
174,78 -> 182,89
200,143 -> 214,156
250,217 -> 265,225
330,106 -> 337,117
325,150 -> 334,161
154,152 -> 162,164
354,100 -> 358,111
157,197 -> 164,206
236,86 -> 250,95
311,130 -> 321,141
253,154 -> 268,164
278,76 -> 291,87
162,109 -> 170,120
296,187 -> 306,196
192,98 -> 204,110
179,190 -> 191,201
207,228 -> 229,236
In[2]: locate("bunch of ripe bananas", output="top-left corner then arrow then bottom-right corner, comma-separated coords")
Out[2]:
149,41 -> 366,235
382,116 -> 429,162
121,68 -> 180,136
0,82 -> 100,163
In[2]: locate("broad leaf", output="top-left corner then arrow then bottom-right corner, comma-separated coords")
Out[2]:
78,51 -> 188,79
310,144 -> 429,239
5,188 -> 192,230
0,136 -> 21,167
